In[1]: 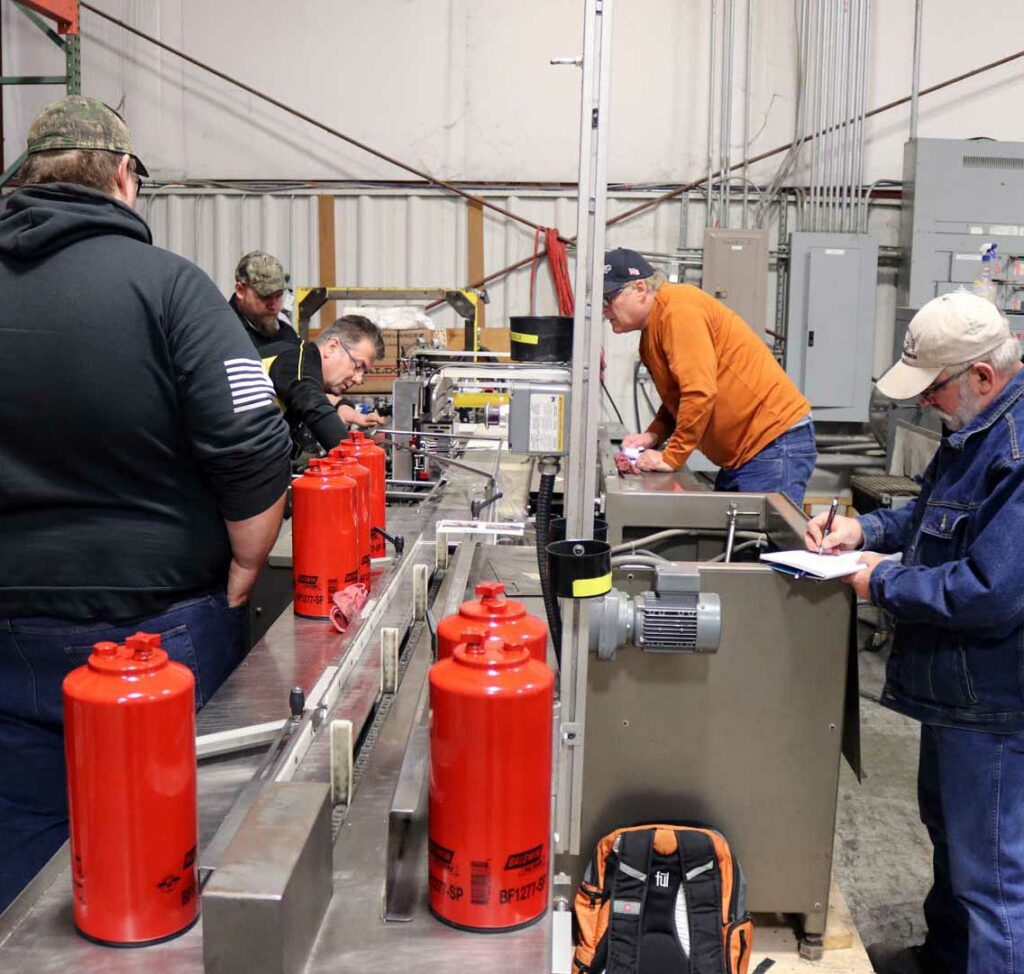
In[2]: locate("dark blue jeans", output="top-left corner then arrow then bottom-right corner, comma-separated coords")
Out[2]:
0,592 -> 247,913
919,723 -> 1024,974
713,420 -> 817,507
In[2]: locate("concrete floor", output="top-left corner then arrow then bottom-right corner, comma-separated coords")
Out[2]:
833,637 -> 931,953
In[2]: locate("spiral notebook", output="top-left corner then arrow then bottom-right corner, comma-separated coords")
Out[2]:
759,550 -> 870,580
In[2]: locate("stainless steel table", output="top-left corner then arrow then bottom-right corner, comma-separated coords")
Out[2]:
0,456 -> 552,973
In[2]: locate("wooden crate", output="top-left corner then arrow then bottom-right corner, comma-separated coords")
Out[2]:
803,490 -> 853,520
358,327 -> 439,394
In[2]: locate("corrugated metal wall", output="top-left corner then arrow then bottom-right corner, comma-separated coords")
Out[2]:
139,186 -> 693,423
141,188 -> 691,328
138,186 -> 899,427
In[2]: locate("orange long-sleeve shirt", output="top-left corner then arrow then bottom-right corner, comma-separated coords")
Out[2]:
639,284 -> 810,470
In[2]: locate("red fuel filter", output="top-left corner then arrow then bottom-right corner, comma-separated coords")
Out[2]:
63,632 -> 198,946
291,459 -> 359,618
337,431 -> 387,557
436,581 -> 548,662
326,452 -> 372,589
429,632 -> 554,931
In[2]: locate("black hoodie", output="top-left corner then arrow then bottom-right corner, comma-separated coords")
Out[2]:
0,184 -> 292,622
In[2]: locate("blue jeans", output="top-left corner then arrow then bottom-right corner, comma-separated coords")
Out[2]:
919,723 -> 1024,974
0,592 -> 247,913
713,420 -> 817,507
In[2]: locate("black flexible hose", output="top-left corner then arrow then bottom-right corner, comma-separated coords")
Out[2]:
535,470 -> 562,666
640,380 -> 658,416
601,379 -> 625,426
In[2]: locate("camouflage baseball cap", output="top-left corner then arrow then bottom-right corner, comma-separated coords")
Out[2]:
235,251 -> 290,296
26,95 -> 149,176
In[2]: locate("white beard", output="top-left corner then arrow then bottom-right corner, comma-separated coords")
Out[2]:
933,381 -> 983,432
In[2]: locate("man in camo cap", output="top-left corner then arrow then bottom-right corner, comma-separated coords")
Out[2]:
25,93 -> 149,180
230,249 -> 298,348
0,95 -> 291,910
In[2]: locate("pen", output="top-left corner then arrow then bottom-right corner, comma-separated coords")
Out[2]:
818,496 -> 840,556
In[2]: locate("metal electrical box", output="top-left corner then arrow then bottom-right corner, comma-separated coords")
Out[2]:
701,228 -> 770,342
508,380 -> 572,455
899,137 -> 1024,328
786,232 -> 879,422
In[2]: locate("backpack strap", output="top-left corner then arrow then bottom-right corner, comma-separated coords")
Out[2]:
606,829 -> 654,974
676,829 -> 725,974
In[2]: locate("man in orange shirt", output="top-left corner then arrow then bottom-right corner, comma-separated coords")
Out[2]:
603,248 -> 816,506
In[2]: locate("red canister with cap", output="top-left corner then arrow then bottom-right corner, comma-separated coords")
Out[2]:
336,431 -> 387,558
63,632 -> 199,945
326,452 -> 372,589
428,632 -> 554,931
436,581 -> 548,662
291,459 -> 359,618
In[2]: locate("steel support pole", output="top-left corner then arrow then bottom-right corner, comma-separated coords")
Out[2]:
65,30 -> 79,93
741,0 -> 752,228
721,0 -> 735,227
706,0 -> 717,227
910,0 -> 924,142
554,0 -> 613,857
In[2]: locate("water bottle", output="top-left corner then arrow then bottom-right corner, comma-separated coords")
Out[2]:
973,243 -> 999,305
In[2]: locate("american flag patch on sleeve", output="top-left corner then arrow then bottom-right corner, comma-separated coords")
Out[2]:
224,358 -> 275,413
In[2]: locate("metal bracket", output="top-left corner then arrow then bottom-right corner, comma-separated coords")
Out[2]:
470,490 -> 504,519
561,722 -> 584,747
443,288 -> 487,320
434,532 -> 450,569
412,563 -> 430,620
552,901 -> 573,974
329,719 -> 354,806
295,286 -> 328,339
380,628 -> 400,695
551,871 -> 574,971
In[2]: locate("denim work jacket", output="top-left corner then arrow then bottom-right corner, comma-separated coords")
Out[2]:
859,368 -> 1024,733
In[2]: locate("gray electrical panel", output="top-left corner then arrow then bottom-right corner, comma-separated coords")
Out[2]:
701,228 -> 770,342
900,138 -> 1024,328
508,380 -> 572,455
785,232 -> 879,422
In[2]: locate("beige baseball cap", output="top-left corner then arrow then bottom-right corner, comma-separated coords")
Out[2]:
876,291 -> 1011,400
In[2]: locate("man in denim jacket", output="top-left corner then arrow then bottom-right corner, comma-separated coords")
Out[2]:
806,292 -> 1024,974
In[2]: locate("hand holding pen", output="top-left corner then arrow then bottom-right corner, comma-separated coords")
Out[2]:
817,497 -> 840,555
804,499 -> 865,554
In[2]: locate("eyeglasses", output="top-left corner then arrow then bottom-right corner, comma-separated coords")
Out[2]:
920,365 -> 973,400
602,284 -> 631,310
340,343 -> 370,375
127,162 -> 144,196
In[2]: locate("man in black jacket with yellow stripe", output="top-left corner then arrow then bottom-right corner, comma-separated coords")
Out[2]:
262,314 -> 384,455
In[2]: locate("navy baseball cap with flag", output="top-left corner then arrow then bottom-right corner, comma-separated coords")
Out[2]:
603,248 -> 655,297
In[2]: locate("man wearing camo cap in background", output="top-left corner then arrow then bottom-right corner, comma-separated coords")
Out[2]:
231,250 -> 387,432
0,95 -> 292,910
230,249 -> 299,348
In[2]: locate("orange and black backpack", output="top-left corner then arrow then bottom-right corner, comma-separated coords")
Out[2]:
573,824 -> 759,974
